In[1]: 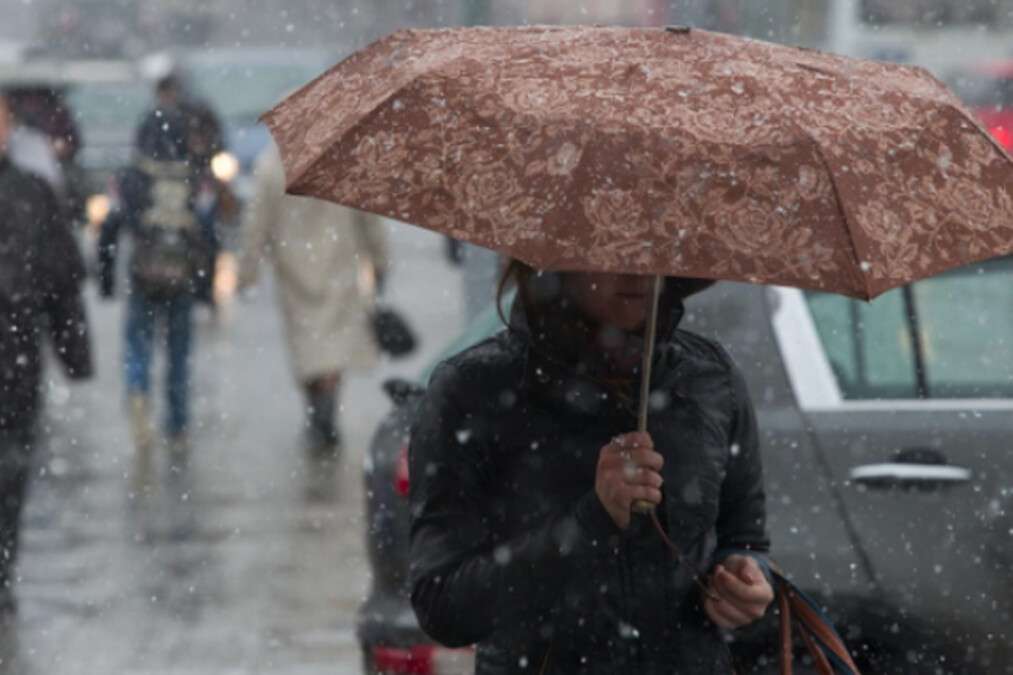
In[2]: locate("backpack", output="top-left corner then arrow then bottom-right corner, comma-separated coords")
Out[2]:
127,160 -> 206,300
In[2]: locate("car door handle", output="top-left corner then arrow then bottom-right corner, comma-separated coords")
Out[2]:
849,462 -> 972,489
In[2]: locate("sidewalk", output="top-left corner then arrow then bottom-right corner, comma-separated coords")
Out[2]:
4,225 -> 463,675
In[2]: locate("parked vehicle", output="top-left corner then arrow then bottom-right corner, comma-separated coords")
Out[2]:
357,258 -> 1013,674
948,60 -> 1013,152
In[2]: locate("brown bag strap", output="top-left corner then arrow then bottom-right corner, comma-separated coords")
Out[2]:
798,617 -> 835,675
773,572 -> 864,675
778,582 -> 793,675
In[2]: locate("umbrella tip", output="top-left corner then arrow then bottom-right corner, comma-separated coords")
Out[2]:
665,25 -> 692,34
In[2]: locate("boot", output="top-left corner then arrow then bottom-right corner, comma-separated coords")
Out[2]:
128,394 -> 154,495
167,433 -> 190,475
304,377 -> 342,460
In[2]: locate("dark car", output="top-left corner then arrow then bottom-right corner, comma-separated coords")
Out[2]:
357,259 -> 1013,674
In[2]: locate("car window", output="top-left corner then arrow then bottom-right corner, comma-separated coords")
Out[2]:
861,0 -> 1002,26
805,288 -> 919,399
949,72 -> 1013,108
804,257 -> 1013,399
914,259 -> 1013,397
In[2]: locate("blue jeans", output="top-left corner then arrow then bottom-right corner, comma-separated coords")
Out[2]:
124,291 -> 193,436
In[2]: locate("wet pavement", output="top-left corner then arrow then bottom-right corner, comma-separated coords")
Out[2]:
2,226 -> 463,674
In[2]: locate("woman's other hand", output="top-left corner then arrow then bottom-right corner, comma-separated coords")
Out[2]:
594,431 -> 664,530
703,555 -> 774,629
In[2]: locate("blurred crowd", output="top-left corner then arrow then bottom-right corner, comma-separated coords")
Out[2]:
0,69 -> 391,618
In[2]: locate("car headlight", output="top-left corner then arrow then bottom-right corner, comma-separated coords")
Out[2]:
211,151 -> 240,183
85,194 -> 111,229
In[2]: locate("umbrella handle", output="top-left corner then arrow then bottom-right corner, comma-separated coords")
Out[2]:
632,275 -> 663,515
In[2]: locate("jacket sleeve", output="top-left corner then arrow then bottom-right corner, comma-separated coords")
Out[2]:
409,362 -> 621,648
237,147 -> 281,290
714,362 -> 769,555
33,180 -> 92,380
97,168 -> 142,298
97,208 -> 123,297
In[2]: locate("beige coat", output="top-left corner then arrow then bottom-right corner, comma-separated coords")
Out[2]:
239,143 -> 388,381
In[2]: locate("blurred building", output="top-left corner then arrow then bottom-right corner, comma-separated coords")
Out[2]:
0,4 -> 35,43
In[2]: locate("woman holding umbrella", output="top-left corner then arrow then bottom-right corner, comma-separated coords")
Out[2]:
263,25 -> 1013,674
407,263 -> 773,673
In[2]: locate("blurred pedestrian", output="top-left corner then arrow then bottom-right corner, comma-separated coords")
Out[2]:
239,142 -> 388,457
4,104 -> 63,195
98,106 -> 215,476
4,87 -> 81,162
4,86 -> 91,228
0,94 -> 93,614
149,73 -> 236,310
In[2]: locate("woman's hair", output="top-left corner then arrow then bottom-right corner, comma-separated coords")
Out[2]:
496,259 -> 533,328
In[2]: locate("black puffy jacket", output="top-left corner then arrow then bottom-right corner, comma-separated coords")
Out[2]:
409,307 -> 769,674
0,157 -> 92,430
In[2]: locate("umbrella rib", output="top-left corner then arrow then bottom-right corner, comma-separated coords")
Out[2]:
286,51 -> 473,193
798,127 -> 872,301
286,85 -> 417,192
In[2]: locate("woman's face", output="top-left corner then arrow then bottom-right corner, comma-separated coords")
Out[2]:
562,272 -> 654,333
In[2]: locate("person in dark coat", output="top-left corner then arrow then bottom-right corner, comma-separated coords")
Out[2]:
5,86 -> 87,224
409,262 -> 773,674
0,94 -> 92,614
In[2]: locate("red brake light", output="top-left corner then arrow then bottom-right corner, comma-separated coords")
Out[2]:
373,645 -> 433,674
989,125 -> 1013,149
394,443 -> 410,498
372,644 -> 475,674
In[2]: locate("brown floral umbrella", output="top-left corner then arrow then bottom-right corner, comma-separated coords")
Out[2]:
263,25 -> 1013,303
264,23 -> 1013,483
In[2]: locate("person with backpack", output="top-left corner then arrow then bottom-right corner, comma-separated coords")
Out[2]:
98,107 -> 216,479
0,93 -> 93,614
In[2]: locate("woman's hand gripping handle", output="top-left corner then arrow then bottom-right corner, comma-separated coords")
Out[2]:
594,432 -> 664,530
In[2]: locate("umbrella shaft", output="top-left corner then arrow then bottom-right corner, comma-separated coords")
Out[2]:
637,275 -> 663,432
633,275 -> 663,514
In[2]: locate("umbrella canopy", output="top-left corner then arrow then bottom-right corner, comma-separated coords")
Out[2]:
264,25 -> 1013,300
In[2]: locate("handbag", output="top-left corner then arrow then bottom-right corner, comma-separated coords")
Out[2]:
371,304 -> 417,358
646,514 -> 864,675
355,257 -> 417,359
